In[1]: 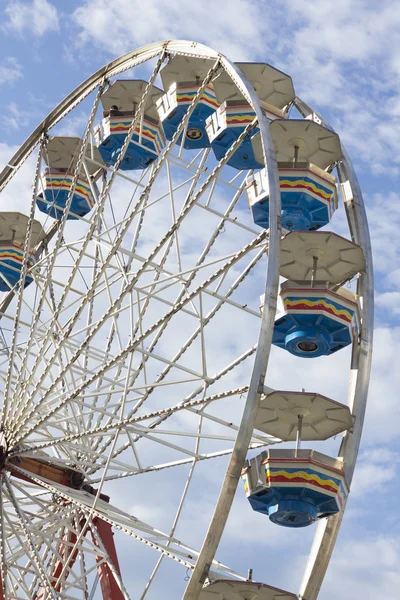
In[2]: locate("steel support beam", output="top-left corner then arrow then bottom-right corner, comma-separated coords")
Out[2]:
92,517 -> 124,600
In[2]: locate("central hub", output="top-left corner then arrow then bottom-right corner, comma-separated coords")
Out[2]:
4,443 -> 86,491
3,444 -> 109,502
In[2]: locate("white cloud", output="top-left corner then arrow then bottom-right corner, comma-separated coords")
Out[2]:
68,0 -> 400,175
350,447 -> 398,497
1,101 -> 30,131
280,0 -> 400,64
0,142 -> 45,216
3,0 -> 59,37
71,0 -> 276,59
0,57 -> 23,85
323,535 -> 400,600
362,192 -> 400,280
361,327 -> 400,444
376,291 -> 400,316
271,1 -> 400,173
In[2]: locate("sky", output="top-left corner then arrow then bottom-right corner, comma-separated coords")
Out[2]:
0,0 -> 399,599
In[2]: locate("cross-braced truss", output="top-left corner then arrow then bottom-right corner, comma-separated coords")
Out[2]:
0,41 -> 373,600
0,50 -> 279,599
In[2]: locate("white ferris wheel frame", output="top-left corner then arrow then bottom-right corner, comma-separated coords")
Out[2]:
0,40 -> 374,600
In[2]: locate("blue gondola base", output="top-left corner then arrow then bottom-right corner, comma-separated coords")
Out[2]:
0,213 -> 44,291
206,100 -> 284,170
242,449 -> 348,528
0,243 -> 36,291
37,170 -> 96,221
246,163 -> 338,231
270,283 -> 359,358
95,111 -> 165,171
157,81 -> 219,149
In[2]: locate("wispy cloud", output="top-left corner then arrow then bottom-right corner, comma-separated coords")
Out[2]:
1,101 -> 30,131
71,0 -> 277,59
351,447 -> 399,497
325,534 -> 400,600
0,57 -> 23,85
68,0 -> 400,174
3,0 -> 59,37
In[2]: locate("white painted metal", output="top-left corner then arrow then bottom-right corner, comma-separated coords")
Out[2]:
269,119 -> 342,169
255,390 -> 353,441
199,580 -> 297,599
278,230 -> 365,284
0,41 -> 373,600
0,41 -> 281,599
43,136 -> 104,175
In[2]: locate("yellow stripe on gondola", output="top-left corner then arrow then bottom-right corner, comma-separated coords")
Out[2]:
45,178 -> 94,207
280,178 -> 333,200
284,298 -> 354,322
226,114 -> 255,122
176,91 -> 218,108
109,122 -> 164,152
266,468 -> 340,491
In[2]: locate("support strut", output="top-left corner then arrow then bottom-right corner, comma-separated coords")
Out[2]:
4,453 -> 125,600
36,526 -> 80,599
92,517 -> 125,600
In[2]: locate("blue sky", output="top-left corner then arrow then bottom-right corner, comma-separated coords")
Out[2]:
0,1 -> 399,599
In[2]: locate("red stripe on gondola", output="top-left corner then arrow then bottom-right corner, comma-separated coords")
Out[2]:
286,301 -> 352,323
267,475 -> 338,494
280,183 -> 331,201
110,126 -> 161,148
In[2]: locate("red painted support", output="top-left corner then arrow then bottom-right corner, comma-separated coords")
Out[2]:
5,455 -> 125,600
0,573 -> 4,600
36,525 -> 80,599
92,517 -> 125,600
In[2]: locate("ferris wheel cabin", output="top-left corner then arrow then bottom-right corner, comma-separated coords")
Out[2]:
241,96 -> 366,526
36,136 -> 101,220
242,449 -> 349,527
267,230 -> 365,358
199,579 -> 298,599
0,213 -> 44,291
156,55 -> 219,150
242,390 -> 353,527
271,282 -> 360,358
206,100 -> 285,170
206,62 -> 295,170
95,80 -> 166,170
247,120 -> 341,231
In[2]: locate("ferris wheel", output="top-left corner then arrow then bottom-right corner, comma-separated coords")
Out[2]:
0,40 -> 373,600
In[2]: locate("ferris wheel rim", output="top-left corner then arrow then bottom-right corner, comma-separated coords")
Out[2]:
0,41 -> 374,600
0,39 -> 280,193
0,42 -> 283,599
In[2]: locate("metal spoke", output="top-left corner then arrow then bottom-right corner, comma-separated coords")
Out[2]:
0,40 -> 372,600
